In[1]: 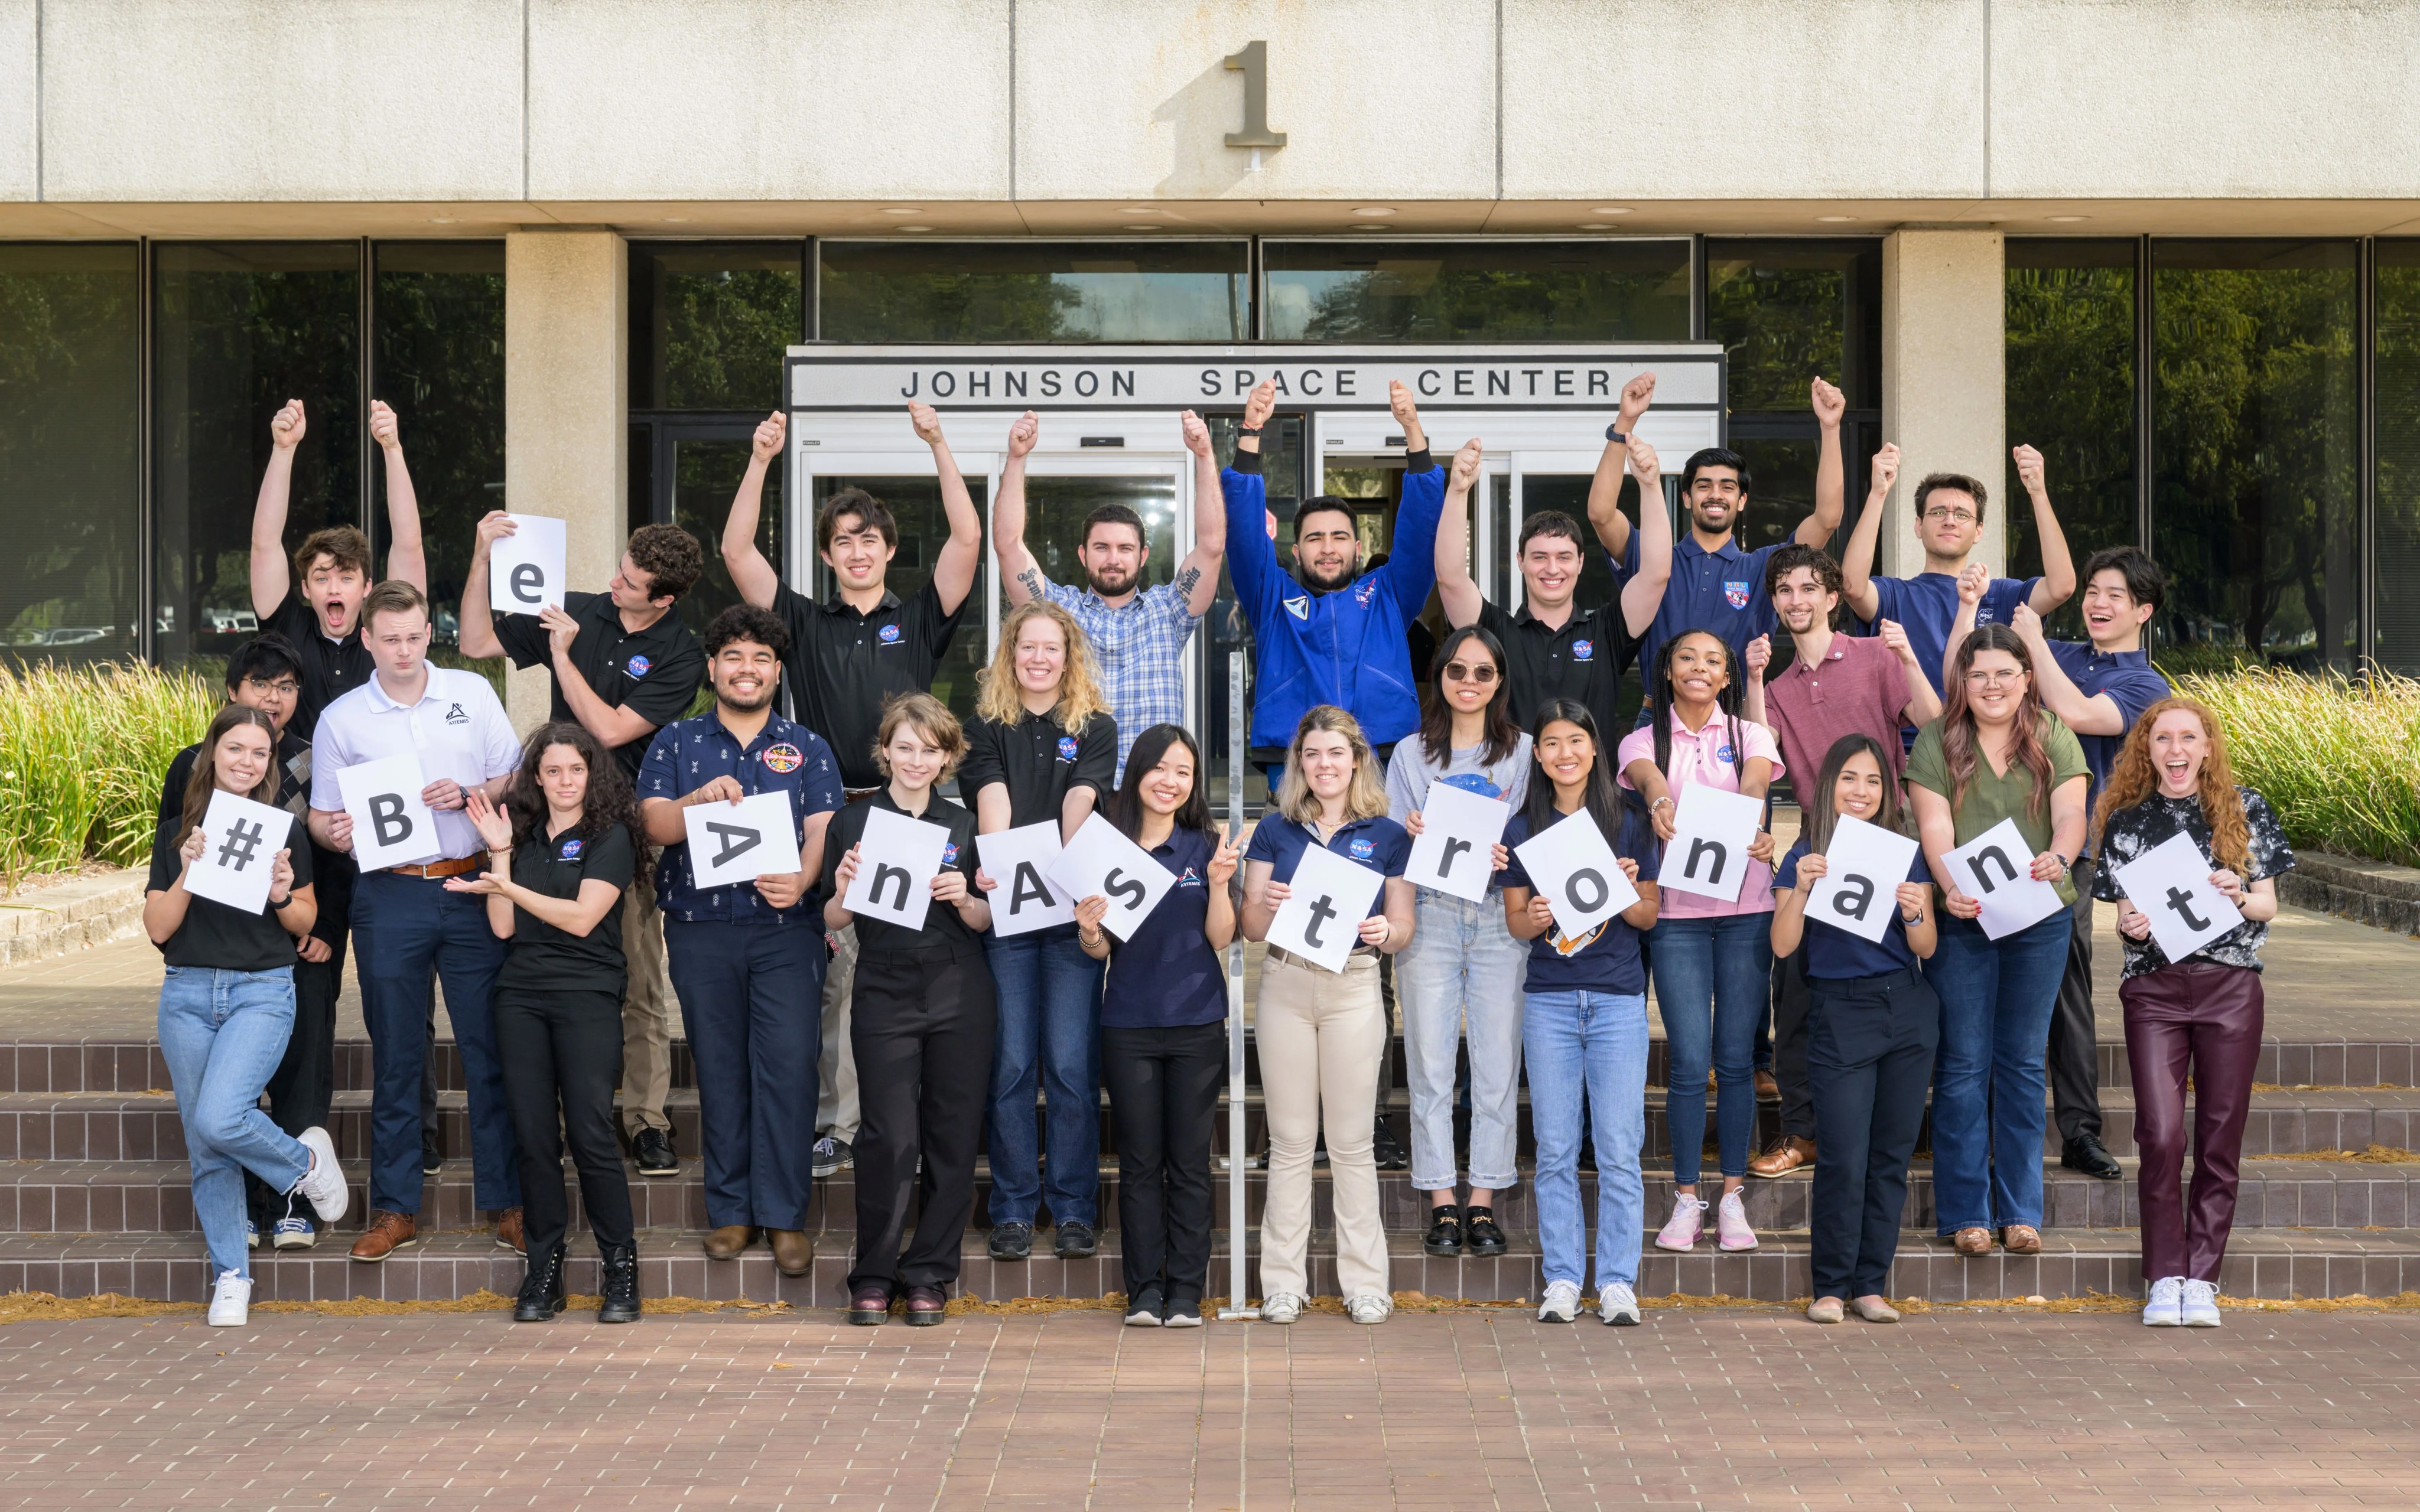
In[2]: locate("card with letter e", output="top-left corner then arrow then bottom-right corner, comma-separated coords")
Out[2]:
2110,830 -> 2244,963
840,804 -> 952,933
338,754 -> 438,871
489,513 -> 568,614
1266,842 -> 1385,973
183,788 -> 297,914
681,789 -> 804,891
1045,814 -> 1173,941
1942,817 -> 2066,940
1512,809 -> 1640,940
1403,781 -> 1510,904
1803,815 -> 1924,945
978,821 -> 1076,937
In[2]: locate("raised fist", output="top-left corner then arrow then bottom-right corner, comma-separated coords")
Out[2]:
1242,379 -> 1278,431
2012,443 -> 2047,496
1811,376 -> 1845,428
369,400 -> 401,451
752,411 -> 785,462
1007,410 -> 1040,459
1744,634 -> 1772,675
1625,434 -> 1660,479
1179,409 -> 1211,458
1955,561 -> 1989,607
1618,371 -> 1657,425
1449,438 -> 1484,490
908,402 -> 945,444
1871,443 -> 1901,495
270,399 -> 306,451
1387,379 -> 1420,430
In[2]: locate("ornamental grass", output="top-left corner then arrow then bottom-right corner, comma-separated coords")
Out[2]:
2175,667 -> 2420,870
0,660 -> 216,888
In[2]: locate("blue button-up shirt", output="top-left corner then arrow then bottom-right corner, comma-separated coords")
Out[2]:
1621,532 -> 1785,676
638,709 -> 843,924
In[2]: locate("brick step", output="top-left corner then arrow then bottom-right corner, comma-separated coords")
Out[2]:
12,1151 -> 2415,1238
5,1030 -> 2412,1095
8,1223 -> 2416,1307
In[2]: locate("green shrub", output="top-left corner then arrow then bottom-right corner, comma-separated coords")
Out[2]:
0,662 -> 218,887
2177,668 -> 2420,869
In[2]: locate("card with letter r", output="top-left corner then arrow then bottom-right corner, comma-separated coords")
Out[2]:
681,789 -> 804,891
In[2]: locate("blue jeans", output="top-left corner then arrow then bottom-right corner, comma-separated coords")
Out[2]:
1398,891 -> 1528,1191
1927,913 -> 2070,1233
983,928 -> 1103,1227
1649,912 -> 1772,1184
158,966 -> 310,1280
351,871 -> 517,1215
1524,989 -> 1648,1292
665,918 -> 825,1230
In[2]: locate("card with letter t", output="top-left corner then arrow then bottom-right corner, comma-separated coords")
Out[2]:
2110,830 -> 2244,963
182,788 -> 298,914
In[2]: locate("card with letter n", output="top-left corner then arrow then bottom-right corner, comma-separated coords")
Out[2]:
1942,817 -> 2066,940
1803,815 -> 1923,944
978,821 -> 1076,937
1656,784 -> 1765,904
1045,814 -> 1175,941
1403,781 -> 1510,904
183,788 -> 297,914
681,789 -> 804,891
1511,809 -> 1640,940
2110,830 -> 2244,964
337,754 -> 438,871
841,804 -> 952,933
1266,841 -> 1385,973
489,513 -> 568,614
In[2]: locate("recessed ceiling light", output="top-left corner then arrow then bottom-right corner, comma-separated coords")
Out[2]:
895,225 -> 932,233
1577,222 -> 1618,230
1122,224 -> 1162,231
881,207 -> 924,216
1351,223 -> 1390,231
1118,207 -> 1160,215
1816,214 -> 1858,223
659,216 -> 692,223
1351,207 -> 1396,217
1590,207 -> 1633,216
2048,214 -> 2090,223
427,217 -> 458,224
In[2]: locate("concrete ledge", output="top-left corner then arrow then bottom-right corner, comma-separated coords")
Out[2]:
0,872 -> 148,967
2282,852 -> 2420,940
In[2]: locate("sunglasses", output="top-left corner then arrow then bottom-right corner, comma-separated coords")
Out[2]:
1443,661 -> 1498,684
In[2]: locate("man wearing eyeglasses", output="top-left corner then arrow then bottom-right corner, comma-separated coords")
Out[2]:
1837,443 -> 2079,719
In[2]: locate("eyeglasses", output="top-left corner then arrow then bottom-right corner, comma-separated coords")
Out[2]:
1442,662 -> 1498,684
1921,507 -> 1979,526
1963,669 -> 2025,687
243,678 -> 302,696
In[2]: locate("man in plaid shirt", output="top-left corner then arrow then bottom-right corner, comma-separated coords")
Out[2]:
993,409 -> 1227,778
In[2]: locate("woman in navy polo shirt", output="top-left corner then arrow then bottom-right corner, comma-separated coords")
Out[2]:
1241,705 -> 1414,1327
1770,733 -> 1938,1325
1500,700 -> 1662,1327
1074,725 -> 1240,1329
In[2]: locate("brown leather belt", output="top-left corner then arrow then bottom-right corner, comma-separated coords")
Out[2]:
386,851 -> 489,879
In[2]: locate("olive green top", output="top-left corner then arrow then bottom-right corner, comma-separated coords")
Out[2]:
1905,712 -> 2090,907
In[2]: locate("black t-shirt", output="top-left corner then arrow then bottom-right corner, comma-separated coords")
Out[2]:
775,580 -> 967,790
146,809 -> 315,972
496,819 -> 637,996
824,788 -> 984,958
492,592 -> 705,777
1479,597 -> 1636,736
264,591 -> 374,742
958,708 -> 1118,829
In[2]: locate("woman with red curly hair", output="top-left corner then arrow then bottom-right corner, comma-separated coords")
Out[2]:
2090,696 -> 2294,1329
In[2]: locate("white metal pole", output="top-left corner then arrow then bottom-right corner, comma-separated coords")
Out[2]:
1218,649 -> 1260,1321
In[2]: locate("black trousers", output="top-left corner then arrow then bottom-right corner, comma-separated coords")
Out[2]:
494,986 -> 634,1256
850,947 -> 996,1295
1771,945 -> 1816,1141
246,936 -> 344,1227
2048,859 -> 2105,1142
1102,1022 -> 1225,1306
1806,968 -> 1939,1300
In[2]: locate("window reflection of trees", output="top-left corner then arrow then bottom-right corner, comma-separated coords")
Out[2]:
2005,247 -> 2136,641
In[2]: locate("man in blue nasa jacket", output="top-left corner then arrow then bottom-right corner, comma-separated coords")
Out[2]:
1225,376 -> 1445,782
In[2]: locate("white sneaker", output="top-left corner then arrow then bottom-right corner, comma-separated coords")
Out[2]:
1260,1292 -> 1303,1325
271,1216 -> 316,1250
1654,1195 -> 1708,1251
1715,1190 -> 1759,1252
1537,1279 -> 1583,1323
1598,1281 -> 1641,1327
2142,1275 -> 2184,1326
207,1270 -> 251,1327
2180,1279 -> 2221,1327
294,1128 -> 349,1224
1345,1293 -> 1392,1325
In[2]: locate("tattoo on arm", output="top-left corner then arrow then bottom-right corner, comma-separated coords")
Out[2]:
1173,566 -> 1202,599
1017,568 -> 1043,599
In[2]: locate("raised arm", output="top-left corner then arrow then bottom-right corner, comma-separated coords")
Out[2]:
912,403 -> 984,616
2012,604 -> 2123,737
1839,442 -> 1899,623
1616,436 -> 1670,638
994,411 -> 1047,607
1380,381 -> 1442,612
1797,377 -> 1849,547
1585,371 -> 1657,559
1436,438 -> 1485,630
723,412 -> 786,610
1175,409 -> 1225,617
456,510 -> 515,660
370,402 -> 427,592
1941,563 -> 1986,695
1878,618 -> 1944,726
1224,381 -> 1282,620
2013,444 -> 2077,614
249,399 -> 306,620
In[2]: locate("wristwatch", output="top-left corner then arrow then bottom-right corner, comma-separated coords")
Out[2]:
1605,424 -> 1627,442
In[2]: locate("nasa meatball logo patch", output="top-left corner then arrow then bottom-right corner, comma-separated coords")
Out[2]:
1572,638 -> 1594,662
558,838 -> 584,861
942,842 -> 961,865
624,654 -> 652,679
1349,838 -> 1376,862
879,624 -> 902,644
1056,735 -> 1081,763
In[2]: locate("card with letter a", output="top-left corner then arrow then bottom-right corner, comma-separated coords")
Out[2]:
182,788 -> 297,914
338,754 -> 438,871
840,804 -> 951,932
681,789 -> 803,890
977,821 -> 1076,937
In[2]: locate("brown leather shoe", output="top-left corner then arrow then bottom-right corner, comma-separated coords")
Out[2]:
349,1209 -> 418,1262
1951,1226 -> 1994,1255
702,1224 -> 760,1261
769,1228 -> 815,1277
494,1207 -> 525,1254
1755,1070 -> 1781,1103
2000,1223 -> 2043,1255
1747,1135 -> 1814,1178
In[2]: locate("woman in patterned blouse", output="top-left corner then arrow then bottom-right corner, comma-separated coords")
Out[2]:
2090,696 -> 2294,1329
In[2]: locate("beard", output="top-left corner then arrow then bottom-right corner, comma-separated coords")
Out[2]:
1085,563 -> 1136,596
715,681 -> 776,713
1301,558 -> 1358,593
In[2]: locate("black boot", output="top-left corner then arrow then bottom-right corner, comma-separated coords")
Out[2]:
597,1241 -> 642,1324
513,1243 -> 566,1322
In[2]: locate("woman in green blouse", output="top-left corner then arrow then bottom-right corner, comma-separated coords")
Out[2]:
1906,624 -> 2089,1259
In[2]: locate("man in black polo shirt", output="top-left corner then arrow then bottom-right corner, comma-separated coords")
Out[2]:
1433,433 -> 1670,733
459,513 -> 708,1179
723,405 -> 982,1177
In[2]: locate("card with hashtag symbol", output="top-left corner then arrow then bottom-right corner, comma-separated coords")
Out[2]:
185,788 -> 297,915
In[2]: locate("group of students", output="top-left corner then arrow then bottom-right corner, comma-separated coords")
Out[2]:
144,376 -> 2289,1333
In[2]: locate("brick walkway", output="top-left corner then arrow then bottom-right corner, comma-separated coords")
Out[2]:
0,1307 -> 2412,1509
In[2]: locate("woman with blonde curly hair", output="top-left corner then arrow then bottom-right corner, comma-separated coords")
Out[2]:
2090,696 -> 2293,1328
962,599 -> 1120,1263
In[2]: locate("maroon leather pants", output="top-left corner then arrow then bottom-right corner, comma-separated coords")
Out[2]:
2121,960 -> 2265,1283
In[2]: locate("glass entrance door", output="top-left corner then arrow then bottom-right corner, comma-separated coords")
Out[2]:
640,419 -> 783,647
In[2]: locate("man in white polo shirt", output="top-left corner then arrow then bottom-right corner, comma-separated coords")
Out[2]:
308,580 -> 525,1262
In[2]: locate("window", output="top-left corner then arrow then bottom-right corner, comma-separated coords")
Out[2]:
630,241 -> 806,412
152,242 -> 361,664
2006,239 -> 2138,638
374,242 -> 504,648
820,240 -> 1248,344
0,244 -> 141,663
2152,239 -> 2359,671
2376,241 -> 2420,674
1262,239 -> 1689,343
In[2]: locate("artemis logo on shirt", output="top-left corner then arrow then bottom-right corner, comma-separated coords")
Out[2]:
626,654 -> 652,679
878,624 -> 903,644
1722,581 -> 1751,610
445,702 -> 469,725
1283,596 -> 1310,621
1055,735 -> 1081,762
1177,866 -> 1203,888
1572,638 -> 1594,662
559,838 -> 584,861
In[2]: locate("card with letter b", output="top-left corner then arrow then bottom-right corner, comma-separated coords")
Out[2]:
681,790 -> 804,890
338,754 -> 438,871
840,805 -> 952,933
182,789 -> 297,914
1802,815 -> 1923,945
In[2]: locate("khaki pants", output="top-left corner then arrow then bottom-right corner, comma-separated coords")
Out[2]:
1257,951 -> 1389,1302
619,873 -> 676,1137
818,921 -> 860,1143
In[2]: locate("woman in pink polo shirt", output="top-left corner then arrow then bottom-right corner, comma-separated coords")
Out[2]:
1619,629 -> 1783,1254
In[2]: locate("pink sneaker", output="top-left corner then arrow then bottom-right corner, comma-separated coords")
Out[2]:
1654,1194 -> 1709,1251
1716,1189 -> 1759,1252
